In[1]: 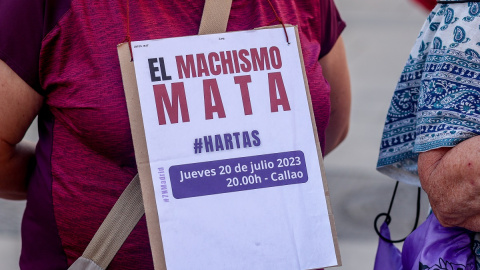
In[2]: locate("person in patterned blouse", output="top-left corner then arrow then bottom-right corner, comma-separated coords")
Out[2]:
377,0 -> 480,266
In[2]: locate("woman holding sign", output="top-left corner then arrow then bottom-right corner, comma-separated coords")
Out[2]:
0,0 -> 350,269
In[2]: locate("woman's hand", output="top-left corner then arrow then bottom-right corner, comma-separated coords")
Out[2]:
419,136 -> 480,231
0,60 -> 43,200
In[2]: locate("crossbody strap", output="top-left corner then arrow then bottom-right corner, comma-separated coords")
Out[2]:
69,175 -> 144,270
198,0 -> 233,35
82,174 -> 144,268
70,1 -> 233,269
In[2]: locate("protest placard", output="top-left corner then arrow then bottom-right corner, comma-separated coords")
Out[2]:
118,26 -> 340,270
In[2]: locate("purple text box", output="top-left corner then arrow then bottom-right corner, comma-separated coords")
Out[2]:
169,151 -> 308,199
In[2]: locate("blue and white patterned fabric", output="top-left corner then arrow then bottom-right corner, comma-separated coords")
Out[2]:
377,3 -> 480,186
439,0 -> 480,3
439,0 -> 480,2
474,234 -> 480,269
378,4 -> 480,266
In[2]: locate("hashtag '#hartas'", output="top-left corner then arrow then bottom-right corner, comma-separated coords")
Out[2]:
194,138 -> 203,154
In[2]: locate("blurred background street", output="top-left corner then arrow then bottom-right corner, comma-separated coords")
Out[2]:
325,0 -> 429,268
0,0 -> 431,269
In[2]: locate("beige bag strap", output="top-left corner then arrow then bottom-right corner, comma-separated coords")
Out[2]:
198,0 -> 233,35
69,174 -> 144,270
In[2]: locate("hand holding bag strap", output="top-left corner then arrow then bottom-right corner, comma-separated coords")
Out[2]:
69,1 -> 233,269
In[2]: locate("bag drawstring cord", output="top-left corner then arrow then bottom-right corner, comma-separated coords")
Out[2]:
374,181 -> 422,243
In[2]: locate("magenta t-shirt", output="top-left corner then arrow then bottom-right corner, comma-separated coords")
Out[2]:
0,0 -> 345,269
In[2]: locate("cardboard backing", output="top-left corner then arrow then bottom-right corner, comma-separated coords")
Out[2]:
117,25 -> 341,269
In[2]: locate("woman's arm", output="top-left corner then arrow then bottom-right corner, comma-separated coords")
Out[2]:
0,60 -> 43,200
418,136 -> 480,231
319,36 -> 351,156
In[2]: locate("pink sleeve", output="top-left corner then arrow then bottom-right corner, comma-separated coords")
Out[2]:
318,0 -> 346,59
0,0 -> 70,94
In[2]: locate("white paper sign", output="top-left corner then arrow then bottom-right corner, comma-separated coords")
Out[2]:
131,26 -> 338,270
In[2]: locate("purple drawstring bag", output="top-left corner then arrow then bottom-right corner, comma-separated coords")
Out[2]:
374,213 -> 476,270
374,222 -> 402,270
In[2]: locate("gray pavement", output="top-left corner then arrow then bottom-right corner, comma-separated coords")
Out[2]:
0,0 -> 431,269
326,0 -> 428,268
